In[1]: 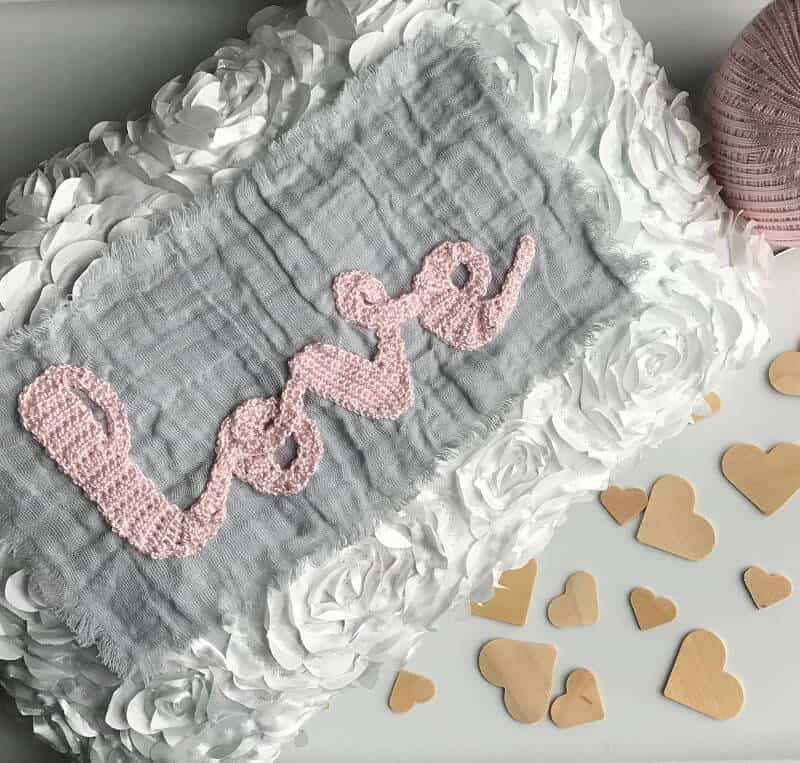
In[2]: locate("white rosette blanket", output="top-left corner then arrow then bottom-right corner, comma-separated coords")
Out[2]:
0,0 -> 771,761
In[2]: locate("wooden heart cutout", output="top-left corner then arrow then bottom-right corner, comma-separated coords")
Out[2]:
599,486 -> 648,526
550,668 -> 605,728
547,571 -> 599,628
388,670 -> 436,713
471,559 -> 537,626
722,443 -> 800,516
692,392 -> 722,423
478,639 -> 557,723
769,351 -> 800,396
743,566 -> 793,609
629,587 -> 677,630
664,630 -> 744,720
636,475 -> 715,561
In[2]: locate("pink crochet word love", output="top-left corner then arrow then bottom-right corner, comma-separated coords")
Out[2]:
18,236 -> 535,559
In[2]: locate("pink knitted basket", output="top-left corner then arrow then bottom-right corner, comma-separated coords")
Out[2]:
707,0 -> 800,247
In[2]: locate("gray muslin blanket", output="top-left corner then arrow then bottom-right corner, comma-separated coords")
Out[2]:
0,34 -> 642,677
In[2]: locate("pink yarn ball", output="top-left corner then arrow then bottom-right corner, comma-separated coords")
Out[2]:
707,0 -> 800,247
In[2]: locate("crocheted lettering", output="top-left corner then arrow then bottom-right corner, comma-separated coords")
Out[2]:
18,236 -> 535,558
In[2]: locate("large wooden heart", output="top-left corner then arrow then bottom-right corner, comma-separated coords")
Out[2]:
547,571 -> 599,628
636,475 -> 715,561
664,630 -> 744,720
478,639 -> 557,723
722,443 -> 800,516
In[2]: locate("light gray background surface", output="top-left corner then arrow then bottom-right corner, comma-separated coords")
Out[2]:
0,1 -> 788,761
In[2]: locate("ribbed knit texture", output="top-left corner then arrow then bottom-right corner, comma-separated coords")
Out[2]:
707,0 -> 800,247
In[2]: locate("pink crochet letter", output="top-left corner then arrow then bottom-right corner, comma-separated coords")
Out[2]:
18,236 -> 535,558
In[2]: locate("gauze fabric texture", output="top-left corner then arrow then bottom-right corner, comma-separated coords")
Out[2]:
0,34 -> 642,678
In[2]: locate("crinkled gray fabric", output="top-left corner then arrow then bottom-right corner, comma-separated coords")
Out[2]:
0,34 -> 641,678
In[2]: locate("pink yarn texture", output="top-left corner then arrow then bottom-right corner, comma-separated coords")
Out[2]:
707,0 -> 800,247
18,236 -> 535,560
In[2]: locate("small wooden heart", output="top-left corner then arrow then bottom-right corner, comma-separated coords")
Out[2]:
550,668 -> 605,728
599,486 -> 648,526
388,670 -> 436,714
636,475 -> 715,561
629,587 -> 677,631
769,351 -> 800,396
743,566 -> 793,609
547,571 -> 599,628
722,443 -> 800,516
691,392 -> 722,423
664,630 -> 744,720
478,639 -> 557,724
471,559 -> 537,626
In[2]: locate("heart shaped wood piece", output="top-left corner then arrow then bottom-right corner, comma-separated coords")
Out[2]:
629,587 -> 677,630
547,571 -> 599,628
550,668 -> 605,728
743,566 -> 793,609
664,630 -> 744,720
691,392 -> 722,423
471,559 -> 537,626
599,486 -> 648,525
478,639 -> 557,724
769,351 -> 800,395
636,475 -> 715,560
388,670 -> 436,713
722,443 -> 800,516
